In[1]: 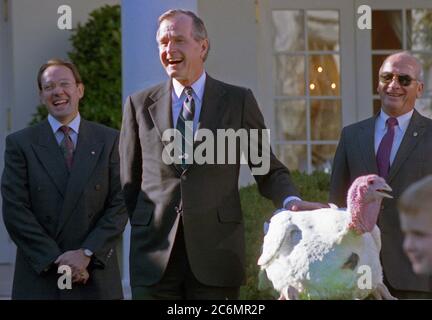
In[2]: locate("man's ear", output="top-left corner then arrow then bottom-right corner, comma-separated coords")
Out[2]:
417,82 -> 424,98
200,39 -> 209,59
78,83 -> 85,99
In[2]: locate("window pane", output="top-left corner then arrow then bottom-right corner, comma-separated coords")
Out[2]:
416,98 -> 432,119
309,55 -> 340,96
276,55 -> 305,96
407,9 -> 432,51
275,100 -> 306,140
272,10 -> 305,52
413,53 -> 432,96
374,99 -> 381,115
311,100 -> 341,140
277,144 -> 307,172
307,10 -> 339,51
372,54 -> 388,93
312,144 -> 337,173
372,10 -> 403,50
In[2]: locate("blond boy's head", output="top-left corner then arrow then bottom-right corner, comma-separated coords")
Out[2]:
399,175 -> 432,275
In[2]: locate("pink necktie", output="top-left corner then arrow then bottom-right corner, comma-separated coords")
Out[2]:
376,117 -> 398,179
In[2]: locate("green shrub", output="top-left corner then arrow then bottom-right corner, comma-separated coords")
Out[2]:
30,5 -> 121,128
239,170 -> 330,299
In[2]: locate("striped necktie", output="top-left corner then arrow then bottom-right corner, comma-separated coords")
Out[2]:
176,86 -> 195,170
59,125 -> 74,170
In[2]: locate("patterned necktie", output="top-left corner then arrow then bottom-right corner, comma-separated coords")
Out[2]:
59,125 -> 74,170
176,86 -> 195,170
376,117 -> 398,179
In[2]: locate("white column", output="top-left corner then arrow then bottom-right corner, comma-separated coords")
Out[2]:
120,0 -> 198,299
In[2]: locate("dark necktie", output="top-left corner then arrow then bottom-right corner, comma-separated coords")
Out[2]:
376,117 -> 398,179
176,87 -> 195,170
59,125 -> 74,170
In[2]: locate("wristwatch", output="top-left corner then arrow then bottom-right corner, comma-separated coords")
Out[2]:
82,248 -> 93,257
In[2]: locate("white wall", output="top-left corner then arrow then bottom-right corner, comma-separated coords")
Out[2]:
10,0 -> 120,133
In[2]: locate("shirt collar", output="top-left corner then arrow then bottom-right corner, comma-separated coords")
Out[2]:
379,109 -> 413,132
172,71 -> 206,102
48,113 -> 81,134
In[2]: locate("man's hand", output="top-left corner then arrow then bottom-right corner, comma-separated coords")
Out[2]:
285,200 -> 330,211
72,268 -> 90,285
55,249 -> 91,283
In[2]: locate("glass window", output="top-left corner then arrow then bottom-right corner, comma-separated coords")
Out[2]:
407,9 -> 432,51
275,100 -> 307,141
372,10 -> 403,50
311,100 -> 341,141
307,10 -> 339,51
275,55 -> 305,96
272,10 -> 340,173
273,10 -> 305,52
312,144 -> 337,173
309,55 -> 340,96
277,145 -> 308,173
415,98 -> 432,118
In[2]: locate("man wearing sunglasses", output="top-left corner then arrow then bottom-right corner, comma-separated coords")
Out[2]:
329,51 -> 432,299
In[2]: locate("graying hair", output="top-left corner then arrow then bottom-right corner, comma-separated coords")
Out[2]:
156,9 -> 210,61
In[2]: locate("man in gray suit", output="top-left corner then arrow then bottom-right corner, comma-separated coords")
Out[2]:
120,9 -> 327,300
1,59 -> 128,299
330,51 -> 432,298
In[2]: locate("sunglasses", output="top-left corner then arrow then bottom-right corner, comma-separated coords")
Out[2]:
379,72 -> 418,87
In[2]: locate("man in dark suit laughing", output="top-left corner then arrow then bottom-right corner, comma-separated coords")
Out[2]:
1,59 -> 128,299
120,9 -> 327,300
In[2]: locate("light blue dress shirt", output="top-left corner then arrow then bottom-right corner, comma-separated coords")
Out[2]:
374,109 -> 413,165
47,113 -> 80,149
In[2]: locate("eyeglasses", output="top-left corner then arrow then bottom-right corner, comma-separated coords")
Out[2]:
379,72 -> 418,87
41,81 -> 77,92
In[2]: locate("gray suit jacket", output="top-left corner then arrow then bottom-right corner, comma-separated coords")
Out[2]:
120,75 -> 298,288
329,109 -> 432,292
1,119 -> 128,299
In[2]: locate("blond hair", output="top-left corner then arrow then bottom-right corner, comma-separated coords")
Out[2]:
399,175 -> 432,215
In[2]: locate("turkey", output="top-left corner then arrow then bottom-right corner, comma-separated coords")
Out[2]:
258,174 -> 396,300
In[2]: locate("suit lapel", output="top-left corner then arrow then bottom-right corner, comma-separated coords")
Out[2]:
147,80 -> 183,175
196,75 -> 227,135
358,116 -> 379,174
31,121 -> 69,197
387,110 -> 426,183
56,120 -> 104,237
148,80 -> 173,147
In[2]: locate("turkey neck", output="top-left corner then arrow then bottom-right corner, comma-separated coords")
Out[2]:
347,195 -> 382,235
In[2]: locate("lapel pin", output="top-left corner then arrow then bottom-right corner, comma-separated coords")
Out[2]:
413,132 -> 418,137
91,151 -> 96,155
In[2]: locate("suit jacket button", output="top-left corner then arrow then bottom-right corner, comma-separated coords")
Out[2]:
95,184 -> 101,191
181,175 -> 187,181
37,187 -> 41,192
381,204 -> 385,210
